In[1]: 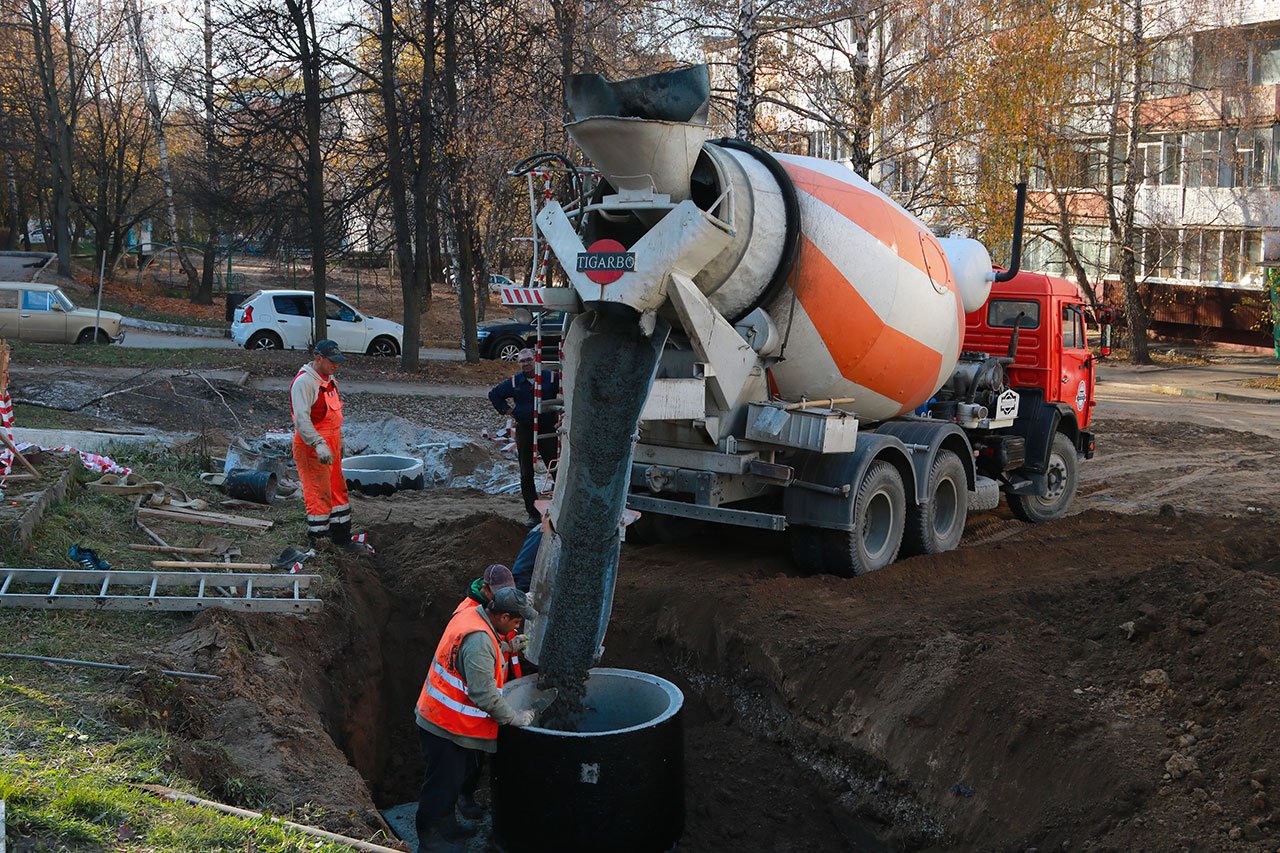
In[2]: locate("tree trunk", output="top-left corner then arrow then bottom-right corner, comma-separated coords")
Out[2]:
2,150 -> 19,250
379,0 -> 418,370
193,0 -> 217,306
848,12 -> 873,178
286,0 -> 328,343
1115,0 -> 1150,364
734,0 -> 758,143
126,0 -> 201,294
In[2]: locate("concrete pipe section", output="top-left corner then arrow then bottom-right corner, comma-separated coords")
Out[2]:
493,668 -> 684,852
340,454 -> 425,496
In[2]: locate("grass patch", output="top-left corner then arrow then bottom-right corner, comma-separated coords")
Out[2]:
0,678 -> 353,852
0,449 -> 361,851
1242,376 -> 1280,391
102,298 -> 231,330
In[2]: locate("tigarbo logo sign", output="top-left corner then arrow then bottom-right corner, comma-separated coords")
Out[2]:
578,238 -> 634,284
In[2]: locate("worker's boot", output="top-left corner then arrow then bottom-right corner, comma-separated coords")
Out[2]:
456,793 -> 484,821
436,811 -> 477,841
306,531 -> 330,552
329,520 -> 370,555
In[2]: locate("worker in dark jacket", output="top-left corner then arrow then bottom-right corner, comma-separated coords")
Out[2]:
488,349 -> 560,525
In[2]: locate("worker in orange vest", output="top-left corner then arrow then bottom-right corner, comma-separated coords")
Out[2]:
453,564 -> 527,678
414,586 -> 537,849
290,340 -> 367,553
449,563 -> 528,823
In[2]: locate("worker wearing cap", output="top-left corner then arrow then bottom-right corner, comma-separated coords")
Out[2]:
414,586 -> 538,847
487,348 -> 560,526
291,340 -> 365,553
449,563 -> 528,823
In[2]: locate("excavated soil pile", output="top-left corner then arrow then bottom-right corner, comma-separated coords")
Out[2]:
142,494 -> 1280,850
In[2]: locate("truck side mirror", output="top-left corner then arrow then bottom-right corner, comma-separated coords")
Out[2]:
1100,324 -> 1112,358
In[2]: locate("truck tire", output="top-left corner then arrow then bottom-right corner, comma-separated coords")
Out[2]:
789,460 -> 906,577
1008,432 -> 1078,523
902,449 -> 968,556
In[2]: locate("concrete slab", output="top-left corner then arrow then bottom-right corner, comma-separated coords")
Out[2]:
380,802 -> 418,848
12,426 -> 194,453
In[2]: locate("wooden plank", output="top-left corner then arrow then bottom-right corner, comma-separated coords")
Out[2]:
0,430 -> 40,479
138,508 -> 272,530
129,544 -> 216,555
149,561 -> 274,570
0,568 -> 315,588
0,594 -> 322,613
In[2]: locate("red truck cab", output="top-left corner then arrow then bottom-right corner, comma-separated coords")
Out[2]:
965,270 -> 1104,431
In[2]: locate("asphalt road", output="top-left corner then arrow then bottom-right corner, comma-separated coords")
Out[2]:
119,329 -> 465,361
0,252 -> 54,282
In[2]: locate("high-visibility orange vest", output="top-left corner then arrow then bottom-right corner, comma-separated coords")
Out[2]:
416,607 -> 506,740
453,596 -> 523,679
291,368 -> 343,431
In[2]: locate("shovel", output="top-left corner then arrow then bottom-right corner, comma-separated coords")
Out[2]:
506,684 -> 559,723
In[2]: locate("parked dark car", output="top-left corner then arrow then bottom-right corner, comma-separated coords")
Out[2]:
468,311 -> 565,361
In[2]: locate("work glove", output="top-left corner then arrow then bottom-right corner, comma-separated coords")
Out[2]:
314,440 -> 333,464
511,709 -> 535,727
509,634 -> 530,655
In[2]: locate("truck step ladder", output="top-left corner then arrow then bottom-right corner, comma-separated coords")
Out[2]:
0,568 -> 323,615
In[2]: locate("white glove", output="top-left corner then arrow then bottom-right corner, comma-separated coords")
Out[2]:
509,634 -> 530,655
511,709 -> 535,727
315,440 -> 333,464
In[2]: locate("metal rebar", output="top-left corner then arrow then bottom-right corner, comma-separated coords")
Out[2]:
0,653 -> 221,681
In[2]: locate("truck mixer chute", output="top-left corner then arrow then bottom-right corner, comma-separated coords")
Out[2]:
522,66 -> 1103,718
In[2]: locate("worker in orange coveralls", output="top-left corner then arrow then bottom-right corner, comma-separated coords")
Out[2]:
291,340 -> 367,553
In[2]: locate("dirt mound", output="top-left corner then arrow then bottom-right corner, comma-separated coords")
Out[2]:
610,509 -> 1280,849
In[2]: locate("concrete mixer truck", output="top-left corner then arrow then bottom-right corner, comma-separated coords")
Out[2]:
513,65 -> 1109,595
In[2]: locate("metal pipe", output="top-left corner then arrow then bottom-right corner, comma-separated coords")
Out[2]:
136,784 -> 403,853
1,653 -> 221,681
790,479 -> 851,497
993,182 -> 1027,283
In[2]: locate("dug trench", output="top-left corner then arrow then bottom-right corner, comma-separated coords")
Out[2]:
149,497 -> 1280,851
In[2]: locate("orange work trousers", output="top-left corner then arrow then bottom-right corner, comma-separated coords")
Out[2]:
293,426 -> 349,537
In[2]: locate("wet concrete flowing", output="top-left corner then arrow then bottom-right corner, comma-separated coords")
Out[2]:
529,309 -> 669,729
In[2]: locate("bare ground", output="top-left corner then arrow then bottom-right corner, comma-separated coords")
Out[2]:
115,410 -> 1280,851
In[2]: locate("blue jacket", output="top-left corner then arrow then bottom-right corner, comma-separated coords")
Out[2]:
488,370 -> 560,428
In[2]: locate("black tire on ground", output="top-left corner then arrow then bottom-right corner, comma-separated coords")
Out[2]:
901,449 -> 969,556
75,328 -> 110,345
246,330 -> 283,351
1008,431 -> 1078,523
788,460 -> 907,577
367,336 -> 400,357
493,337 -> 524,361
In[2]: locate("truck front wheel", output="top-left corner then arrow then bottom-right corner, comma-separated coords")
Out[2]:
1008,432 -> 1078,523
902,449 -> 968,556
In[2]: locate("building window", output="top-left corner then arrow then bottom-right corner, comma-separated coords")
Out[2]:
1251,35 -> 1280,85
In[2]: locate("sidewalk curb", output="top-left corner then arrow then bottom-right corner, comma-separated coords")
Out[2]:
1100,380 -> 1280,405
123,317 -> 230,338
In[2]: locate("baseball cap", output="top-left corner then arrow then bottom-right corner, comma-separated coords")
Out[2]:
482,563 -> 516,591
516,348 -> 536,361
488,586 -> 537,620
314,340 -> 346,363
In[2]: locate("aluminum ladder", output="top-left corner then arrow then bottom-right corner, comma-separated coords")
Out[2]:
0,568 -> 323,615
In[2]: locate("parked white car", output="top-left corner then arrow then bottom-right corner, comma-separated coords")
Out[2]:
231,290 -> 404,357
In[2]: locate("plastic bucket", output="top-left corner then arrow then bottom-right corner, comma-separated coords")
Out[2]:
224,468 -> 277,504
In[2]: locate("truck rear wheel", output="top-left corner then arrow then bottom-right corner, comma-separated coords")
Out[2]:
789,460 -> 906,577
902,449 -> 968,556
1008,432 -> 1078,523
